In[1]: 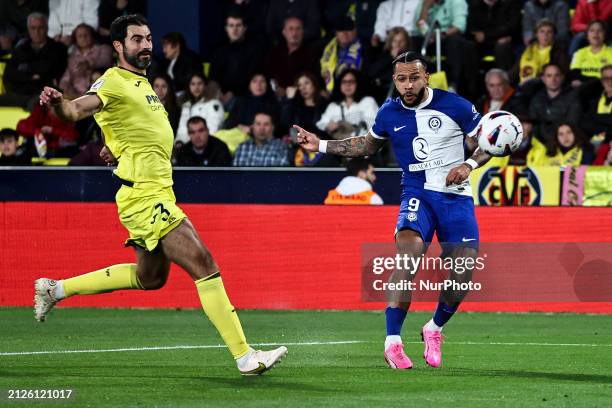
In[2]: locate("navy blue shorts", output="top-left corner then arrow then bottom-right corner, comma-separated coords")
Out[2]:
395,188 -> 479,249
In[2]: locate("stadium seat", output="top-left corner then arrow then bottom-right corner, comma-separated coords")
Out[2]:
0,59 -> 7,94
43,158 -> 70,166
203,62 -> 210,78
0,107 -> 29,129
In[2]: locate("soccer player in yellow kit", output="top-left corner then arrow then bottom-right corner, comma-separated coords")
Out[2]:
35,14 -> 287,376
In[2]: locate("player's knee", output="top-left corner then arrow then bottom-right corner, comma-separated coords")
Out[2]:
138,274 -> 167,290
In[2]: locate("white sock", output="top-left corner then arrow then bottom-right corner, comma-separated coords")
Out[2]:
425,319 -> 442,332
235,348 -> 253,369
385,335 -> 402,349
54,280 -> 65,300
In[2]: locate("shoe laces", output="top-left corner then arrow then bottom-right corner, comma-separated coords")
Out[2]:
391,343 -> 407,357
428,331 -> 443,352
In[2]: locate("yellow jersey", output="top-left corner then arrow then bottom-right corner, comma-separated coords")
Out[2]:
520,44 -> 551,83
570,45 -> 612,78
87,67 -> 174,189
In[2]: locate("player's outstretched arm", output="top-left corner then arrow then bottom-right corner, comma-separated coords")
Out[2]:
446,146 -> 492,186
39,87 -> 102,122
293,125 -> 384,157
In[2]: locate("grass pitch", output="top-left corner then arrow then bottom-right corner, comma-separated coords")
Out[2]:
0,308 -> 611,407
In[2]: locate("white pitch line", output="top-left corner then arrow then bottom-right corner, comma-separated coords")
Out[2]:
404,341 -> 612,347
0,340 -> 365,357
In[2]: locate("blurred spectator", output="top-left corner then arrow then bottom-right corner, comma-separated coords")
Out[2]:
0,23 -> 17,58
324,0 -> 384,45
233,112 -> 289,166
593,141 -> 612,165
569,0 -> 612,56
210,12 -> 265,106
529,63 -> 581,144
519,19 -> 568,85
507,114 -> 541,166
98,0 -> 146,41
417,0 -> 475,96
0,128 -> 31,165
68,138 -> 106,166
266,0 -> 320,45
317,69 -> 378,139
570,20 -> 610,87
223,0 -> 269,42
0,13 -> 67,109
321,17 -> 365,93
579,64 -> 611,141
372,0 -> 422,48
263,16 -> 319,97
0,0 -> 48,37
224,72 -> 280,136
281,72 -> 328,136
365,26 -> 411,104
477,68 -> 524,114
48,0 -> 99,46
467,0 -> 521,71
531,122 -> 594,165
324,158 -> 383,205
160,32 -> 202,93
175,72 -> 225,146
16,104 -> 79,158
522,0 -> 570,46
59,24 -> 113,100
281,72 -> 338,167
151,73 -> 180,133
174,116 -> 232,166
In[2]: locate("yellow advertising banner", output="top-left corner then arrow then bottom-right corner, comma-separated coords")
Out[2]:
470,165 -> 560,206
583,167 -> 612,206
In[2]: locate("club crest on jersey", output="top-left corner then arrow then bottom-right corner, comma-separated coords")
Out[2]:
428,116 -> 442,133
406,212 -> 417,221
89,79 -> 104,91
412,136 -> 430,161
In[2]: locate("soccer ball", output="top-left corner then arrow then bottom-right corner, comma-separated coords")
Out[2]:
477,111 -> 523,157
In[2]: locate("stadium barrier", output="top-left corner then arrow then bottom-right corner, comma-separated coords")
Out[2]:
2,202 -> 611,313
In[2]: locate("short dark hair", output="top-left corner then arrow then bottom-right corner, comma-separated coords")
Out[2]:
187,116 -> 208,129
0,128 -> 18,142
161,32 -> 185,49
392,51 -> 429,72
346,158 -> 372,177
541,62 -> 563,75
110,14 -> 148,44
253,111 -> 274,126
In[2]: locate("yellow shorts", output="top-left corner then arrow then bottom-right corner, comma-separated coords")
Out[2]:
115,185 -> 187,252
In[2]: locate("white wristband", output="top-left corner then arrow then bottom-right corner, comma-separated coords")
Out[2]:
464,159 -> 478,170
318,139 -> 328,153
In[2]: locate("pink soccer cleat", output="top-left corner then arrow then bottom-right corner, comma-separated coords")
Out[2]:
384,343 -> 413,369
421,326 -> 443,367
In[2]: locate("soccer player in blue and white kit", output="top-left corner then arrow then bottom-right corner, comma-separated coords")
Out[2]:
294,52 -> 493,369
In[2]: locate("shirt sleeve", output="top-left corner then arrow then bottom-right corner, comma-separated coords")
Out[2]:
86,73 -> 120,108
369,103 -> 389,139
453,95 -> 482,138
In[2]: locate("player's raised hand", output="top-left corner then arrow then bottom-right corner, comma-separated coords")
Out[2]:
292,125 -> 320,152
39,86 -> 63,107
446,163 -> 472,186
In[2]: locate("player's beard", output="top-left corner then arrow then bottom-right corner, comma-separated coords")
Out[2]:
124,48 -> 152,70
402,87 -> 426,107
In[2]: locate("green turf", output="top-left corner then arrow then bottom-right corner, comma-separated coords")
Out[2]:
0,308 -> 611,407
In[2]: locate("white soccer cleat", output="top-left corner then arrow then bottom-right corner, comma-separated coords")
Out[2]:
34,278 -> 59,322
238,346 -> 288,376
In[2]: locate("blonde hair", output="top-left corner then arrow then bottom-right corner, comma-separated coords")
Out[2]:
384,26 -> 411,53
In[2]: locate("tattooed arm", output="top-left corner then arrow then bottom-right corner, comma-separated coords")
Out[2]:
292,125 -> 385,157
39,86 -> 102,122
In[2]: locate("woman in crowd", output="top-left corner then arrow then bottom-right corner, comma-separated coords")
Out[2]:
365,26 -> 411,104
316,69 -> 378,140
570,20 -> 611,87
175,72 -> 225,145
59,24 -> 113,100
152,74 -> 180,134
518,19 -> 568,85
280,71 -> 337,166
531,122 -> 594,165
224,72 -> 280,135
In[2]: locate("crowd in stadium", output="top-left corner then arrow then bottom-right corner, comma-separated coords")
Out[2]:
0,0 -> 610,167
